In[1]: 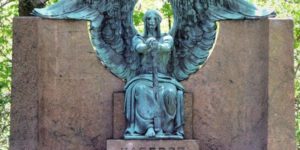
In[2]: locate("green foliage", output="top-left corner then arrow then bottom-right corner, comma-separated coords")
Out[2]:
133,0 -> 172,33
160,2 -> 173,18
160,2 -> 173,30
0,0 -> 18,149
46,0 -> 59,6
133,10 -> 145,27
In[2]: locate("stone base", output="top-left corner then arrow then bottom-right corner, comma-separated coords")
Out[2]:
107,140 -> 199,150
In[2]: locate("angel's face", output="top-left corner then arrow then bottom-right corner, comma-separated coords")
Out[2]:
146,13 -> 158,30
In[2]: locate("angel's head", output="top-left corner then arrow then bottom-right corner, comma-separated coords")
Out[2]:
143,10 -> 162,38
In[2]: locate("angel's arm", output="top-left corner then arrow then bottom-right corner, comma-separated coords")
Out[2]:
136,43 -> 148,53
133,36 -> 149,53
159,35 -> 174,52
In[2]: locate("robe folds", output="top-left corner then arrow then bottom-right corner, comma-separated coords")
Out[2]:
124,73 -> 185,136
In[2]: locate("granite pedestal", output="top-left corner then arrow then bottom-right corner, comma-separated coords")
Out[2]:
107,140 -> 199,150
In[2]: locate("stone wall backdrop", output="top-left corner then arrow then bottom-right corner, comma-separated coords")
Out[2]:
10,17 -> 295,150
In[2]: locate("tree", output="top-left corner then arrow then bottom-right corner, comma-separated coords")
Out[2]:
0,1 -> 17,149
18,0 -> 48,16
160,2 -> 173,30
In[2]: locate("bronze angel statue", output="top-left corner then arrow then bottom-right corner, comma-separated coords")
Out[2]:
33,0 -> 275,139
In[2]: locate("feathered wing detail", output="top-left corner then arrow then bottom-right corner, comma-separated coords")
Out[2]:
169,0 -> 275,81
33,0 -> 139,81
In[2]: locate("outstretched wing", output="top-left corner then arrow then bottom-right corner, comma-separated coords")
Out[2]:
33,0 -> 139,81
169,0 -> 275,81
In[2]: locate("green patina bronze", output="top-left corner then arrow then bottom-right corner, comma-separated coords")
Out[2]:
33,0 -> 275,139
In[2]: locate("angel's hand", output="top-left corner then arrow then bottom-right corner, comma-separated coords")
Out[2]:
150,41 -> 159,50
146,37 -> 159,50
146,37 -> 156,46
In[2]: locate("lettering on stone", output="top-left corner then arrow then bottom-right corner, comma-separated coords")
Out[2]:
120,147 -> 188,150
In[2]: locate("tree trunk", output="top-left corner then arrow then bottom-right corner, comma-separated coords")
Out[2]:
19,0 -> 48,16
168,15 -> 171,30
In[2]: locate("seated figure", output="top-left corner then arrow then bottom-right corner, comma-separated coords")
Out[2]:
124,10 -> 184,139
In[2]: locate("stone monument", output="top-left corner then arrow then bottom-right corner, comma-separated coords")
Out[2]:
10,0 -> 296,150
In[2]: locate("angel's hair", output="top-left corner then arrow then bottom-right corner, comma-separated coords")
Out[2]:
143,9 -> 162,38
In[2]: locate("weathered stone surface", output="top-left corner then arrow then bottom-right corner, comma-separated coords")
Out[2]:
11,17 -> 124,150
11,16 -> 40,150
183,92 -> 194,139
267,19 -> 295,150
183,19 -> 270,150
113,92 -> 126,139
107,140 -> 199,150
112,92 -> 194,139
181,19 -> 295,150
11,17 -> 295,150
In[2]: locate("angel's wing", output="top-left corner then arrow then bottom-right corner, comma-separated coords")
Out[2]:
33,0 -> 139,81
169,0 -> 275,81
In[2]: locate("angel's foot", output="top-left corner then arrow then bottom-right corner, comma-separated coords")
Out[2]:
156,129 -> 164,136
175,131 -> 184,139
145,128 -> 156,137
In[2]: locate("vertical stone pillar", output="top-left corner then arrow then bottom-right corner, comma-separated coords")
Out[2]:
11,16 -> 40,150
11,17 -> 124,150
181,19 -> 295,150
267,18 -> 295,150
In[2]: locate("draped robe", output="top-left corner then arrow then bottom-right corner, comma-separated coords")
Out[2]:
124,34 -> 185,137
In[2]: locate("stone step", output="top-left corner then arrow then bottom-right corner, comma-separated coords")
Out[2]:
107,140 -> 199,150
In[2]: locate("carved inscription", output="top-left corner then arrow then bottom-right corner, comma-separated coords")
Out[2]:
107,140 -> 199,150
121,147 -> 185,150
